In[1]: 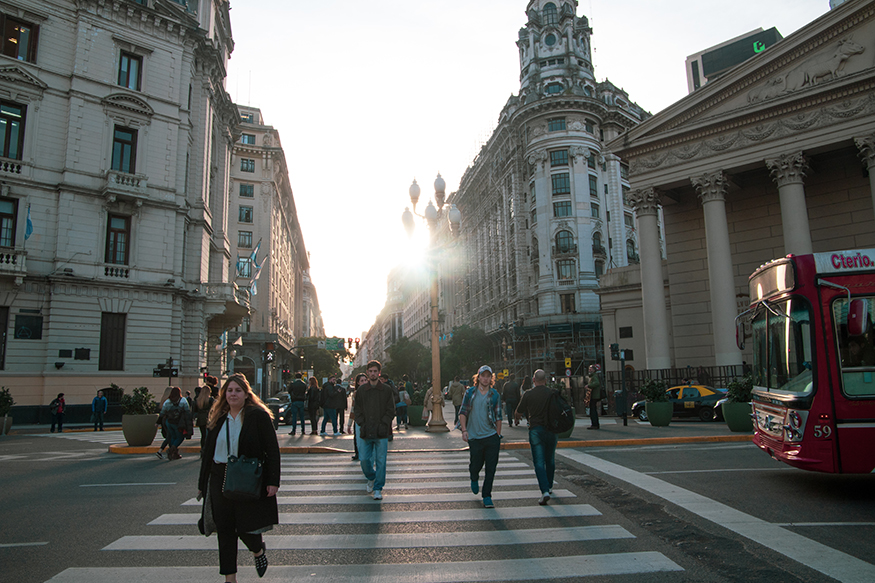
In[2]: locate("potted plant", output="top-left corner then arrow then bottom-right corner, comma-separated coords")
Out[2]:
0,387 -> 14,436
640,379 -> 672,427
407,385 -> 428,427
723,375 -> 754,432
120,386 -> 160,446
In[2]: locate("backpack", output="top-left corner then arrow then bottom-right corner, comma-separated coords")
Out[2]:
545,389 -> 574,434
165,403 -> 183,424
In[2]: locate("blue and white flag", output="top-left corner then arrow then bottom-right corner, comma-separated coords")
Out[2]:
24,204 -> 33,240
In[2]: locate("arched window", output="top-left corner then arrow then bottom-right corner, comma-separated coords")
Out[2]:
583,85 -> 593,97
555,230 -> 574,253
592,232 -> 602,249
543,2 -> 558,26
627,239 -> 639,262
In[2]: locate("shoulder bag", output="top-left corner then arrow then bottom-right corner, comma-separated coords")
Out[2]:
222,418 -> 263,501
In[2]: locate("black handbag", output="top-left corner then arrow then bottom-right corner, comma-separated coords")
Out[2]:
222,419 -> 263,501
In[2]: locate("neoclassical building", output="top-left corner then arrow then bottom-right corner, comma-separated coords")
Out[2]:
606,0 -> 875,371
0,0 -> 246,409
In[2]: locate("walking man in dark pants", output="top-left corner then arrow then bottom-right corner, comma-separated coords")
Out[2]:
459,365 -> 503,508
501,373 -> 520,427
586,364 -> 602,430
515,370 -> 557,505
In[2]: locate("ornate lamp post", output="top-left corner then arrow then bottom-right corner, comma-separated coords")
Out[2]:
402,174 -> 461,433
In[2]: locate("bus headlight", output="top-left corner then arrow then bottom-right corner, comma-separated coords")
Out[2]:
783,410 -> 807,442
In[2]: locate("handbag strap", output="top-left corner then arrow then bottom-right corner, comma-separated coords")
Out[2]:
224,417 -> 232,459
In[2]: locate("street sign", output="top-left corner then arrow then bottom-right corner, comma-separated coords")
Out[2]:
566,368 -> 572,377
317,340 -> 326,349
325,337 -> 343,351
564,358 -> 571,368
503,369 -> 509,377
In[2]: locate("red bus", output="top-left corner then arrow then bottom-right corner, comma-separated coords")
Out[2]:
740,249 -> 875,473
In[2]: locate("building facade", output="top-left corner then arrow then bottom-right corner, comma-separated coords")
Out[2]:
0,0 -> 250,409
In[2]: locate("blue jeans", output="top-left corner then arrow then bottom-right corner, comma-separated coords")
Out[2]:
505,400 -> 518,424
289,401 -> 306,432
356,425 -> 388,492
164,421 -> 184,448
529,425 -> 557,495
395,406 -> 408,426
468,433 -> 501,498
321,408 -> 337,433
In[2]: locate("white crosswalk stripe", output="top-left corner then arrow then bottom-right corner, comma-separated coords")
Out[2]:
45,451 -> 685,582
38,432 -> 128,445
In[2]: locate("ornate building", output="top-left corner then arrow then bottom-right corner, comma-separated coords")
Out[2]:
0,0 -> 247,409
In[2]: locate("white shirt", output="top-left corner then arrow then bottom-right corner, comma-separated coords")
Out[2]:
212,411 -> 243,463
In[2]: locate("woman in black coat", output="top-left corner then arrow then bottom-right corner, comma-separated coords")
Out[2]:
198,373 -> 280,582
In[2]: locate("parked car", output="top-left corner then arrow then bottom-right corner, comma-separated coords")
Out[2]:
631,384 -> 727,422
713,397 -> 728,421
267,391 -> 291,425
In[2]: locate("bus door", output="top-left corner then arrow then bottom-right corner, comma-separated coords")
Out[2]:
828,294 -> 875,473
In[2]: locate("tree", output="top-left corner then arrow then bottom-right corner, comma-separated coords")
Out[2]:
384,336 -> 430,382
441,325 -> 492,386
296,337 -> 351,383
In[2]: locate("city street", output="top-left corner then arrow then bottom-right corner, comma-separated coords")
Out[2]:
1,417 -> 874,583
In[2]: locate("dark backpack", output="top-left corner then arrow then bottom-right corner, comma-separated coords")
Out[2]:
165,403 -> 183,424
545,389 -> 574,434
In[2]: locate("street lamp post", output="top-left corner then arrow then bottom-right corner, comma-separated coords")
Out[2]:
402,174 -> 461,433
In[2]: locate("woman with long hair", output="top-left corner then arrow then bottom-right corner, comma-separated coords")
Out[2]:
197,374 -> 280,582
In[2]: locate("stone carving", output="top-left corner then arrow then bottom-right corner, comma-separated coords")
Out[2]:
527,150 -> 548,167
569,120 -> 583,131
691,171 -> 728,204
855,135 -> 875,169
766,151 -> 809,187
570,146 -> 590,161
748,38 -> 866,103
626,188 -> 662,216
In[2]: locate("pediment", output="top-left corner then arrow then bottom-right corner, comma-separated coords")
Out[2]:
611,1 -> 875,156
0,64 -> 47,91
102,93 -> 154,117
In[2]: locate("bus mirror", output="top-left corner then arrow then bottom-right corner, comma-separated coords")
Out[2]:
848,299 -> 869,337
736,318 -> 745,350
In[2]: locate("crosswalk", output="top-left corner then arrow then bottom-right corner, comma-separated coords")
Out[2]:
39,431 -> 128,445
44,451 -> 684,582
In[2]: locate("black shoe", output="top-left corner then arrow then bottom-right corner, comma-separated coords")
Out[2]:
255,546 -> 268,578
351,456 -> 359,461
288,431 -> 295,435
587,426 -> 599,430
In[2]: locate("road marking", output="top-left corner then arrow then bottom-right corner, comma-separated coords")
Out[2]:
180,488 -> 577,506
645,468 -> 786,475
558,450 -> 875,583
39,433 -> 127,445
279,452 -> 517,465
45,553 -> 683,582
280,461 -> 530,473
281,469 -> 534,481
0,541 -> 48,548
776,522 -> 875,527
80,483 -> 176,487
152,503 -> 599,525
278,477 -> 539,491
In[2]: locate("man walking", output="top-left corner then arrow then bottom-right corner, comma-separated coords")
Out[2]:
586,364 -> 602,430
320,376 -> 344,436
515,369 -> 557,505
501,373 -> 521,427
287,373 -> 308,435
92,390 -> 108,431
354,360 -> 396,500
447,376 -> 465,424
459,365 -> 503,508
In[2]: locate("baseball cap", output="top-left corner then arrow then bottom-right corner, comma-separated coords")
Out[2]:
478,365 -> 493,375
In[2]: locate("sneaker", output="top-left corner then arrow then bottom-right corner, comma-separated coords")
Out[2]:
288,431 -> 295,436
333,432 -> 342,436
366,480 -> 375,493
155,450 -> 163,459
483,497 -> 494,508
538,493 -> 551,505
319,431 -> 327,436
471,480 -> 479,495
373,490 -> 383,500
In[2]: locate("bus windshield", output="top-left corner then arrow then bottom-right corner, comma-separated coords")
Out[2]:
750,297 -> 814,394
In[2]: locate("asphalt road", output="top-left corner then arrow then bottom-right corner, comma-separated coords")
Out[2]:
1,429 -> 873,583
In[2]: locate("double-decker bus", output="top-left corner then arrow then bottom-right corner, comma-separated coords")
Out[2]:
739,249 -> 875,473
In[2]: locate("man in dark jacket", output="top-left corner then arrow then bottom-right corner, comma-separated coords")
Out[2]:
322,376 -> 346,436
354,360 -> 396,500
501,373 -> 521,427
515,370 -> 557,506
287,373 -> 308,435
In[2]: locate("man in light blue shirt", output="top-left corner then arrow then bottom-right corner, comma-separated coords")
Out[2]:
458,365 -> 503,508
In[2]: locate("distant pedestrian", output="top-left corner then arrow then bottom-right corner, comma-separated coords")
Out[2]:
459,365 -> 503,508
586,364 -> 602,430
305,377 -> 321,435
348,373 -> 368,460
396,376 -> 411,430
287,373 -> 308,436
158,387 -> 191,461
49,393 -> 66,433
354,360 -> 395,500
197,373 -> 280,582
501,373 -> 521,427
91,390 -> 108,431
321,376 -> 345,436
447,376 -> 465,424
520,375 -> 532,395
194,376 -> 217,443
422,384 -> 444,425
337,379 -> 348,430
515,370 -> 557,505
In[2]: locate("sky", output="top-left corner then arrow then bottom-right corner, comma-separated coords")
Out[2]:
224,0 -> 831,341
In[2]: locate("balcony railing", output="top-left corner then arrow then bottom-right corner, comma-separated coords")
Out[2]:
592,244 -> 607,257
552,244 -> 578,257
0,249 -> 26,275
104,264 -> 131,278
0,158 -> 24,176
103,170 -> 149,199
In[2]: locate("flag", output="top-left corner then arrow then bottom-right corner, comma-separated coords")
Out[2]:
249,240 -> 262,270
25,204 -> 33,240
249,255 -> 268,296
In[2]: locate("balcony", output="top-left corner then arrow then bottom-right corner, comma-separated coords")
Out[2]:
592,244 -> 607,258
627,252 -> 640,264
203,282 -> 251,321
0,158 -> 25,176
552,244 -> 578,258
0,248 -> 26,276
103,264 -> 131,278
103,170 -> 149,202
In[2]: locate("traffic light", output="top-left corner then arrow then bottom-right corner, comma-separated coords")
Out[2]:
348,337 -> 353,349
610,343 -> 620,361
355,338 -> 360,349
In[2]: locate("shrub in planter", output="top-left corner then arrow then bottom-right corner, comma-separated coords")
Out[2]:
0,387 -> 14,436
120,386 -> 160,415
640,379 -> 671,426
120,387 -> 160,446
724,375 -> 754,432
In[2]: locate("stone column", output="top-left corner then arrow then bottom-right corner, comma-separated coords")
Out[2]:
627,188 -> 671,369
766,152 -> 812,255
854,135 -> 875,221
691,171 -> 743,367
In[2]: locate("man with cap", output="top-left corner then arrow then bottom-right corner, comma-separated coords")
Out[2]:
458,365 -> 503,508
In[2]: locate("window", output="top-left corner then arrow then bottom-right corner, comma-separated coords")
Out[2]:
105,214 -> 130,265
604,184 -> 609,195
593,232 -> 604,252
556,259 -> 575,280
585,119 -> 595,133
627,239 -> 638,262
238,231 -> 253,248
553,201 -> 572,217
595,261 -> 604,278
14,314 -> 42,339
589,175 -> 598,197
239,183 -> 254,197
619,326 -> 633,339
587,155 -> 596,169
0,197 -> 16,247
546,83 -> 563,95
117,52 -> 142,91
530,208 -> 537,225
560,293 -> 576,314
531,238 -> 539,263
555,230 -> 574,253
624,213 -> 634,228
239,206 -> 253,223
550,150 -> 568,167
1,15 -> 37,62
240,158 -> 255,172
591,202 -> 600,219
583,86 -> 593,97
548,118 -> 566,132
241,133 -> 256,145
543,2 -> 558,25
621,164 -> 630,180
99,313 -> 126,370
551,173 -> 570,195
240,112 -> 254,123
111,127 -> 137,173
237,256 -> 252,278
0,101 -> 26,160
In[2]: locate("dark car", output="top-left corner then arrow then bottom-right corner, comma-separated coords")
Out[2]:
266,391 -> 291,425
632,384 -> 727,422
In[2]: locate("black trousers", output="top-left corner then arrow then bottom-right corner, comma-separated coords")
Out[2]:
308,406 -> 320,433
209,462 -> 263,575
468,433 -> 501,498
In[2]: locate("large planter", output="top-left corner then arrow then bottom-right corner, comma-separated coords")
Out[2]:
407,405 -> 427,427
122,414 -> 159,446
645,402 -> 672,427
723,401 -> 754,432
1,416 -> 11,435
557,407 -> 576,438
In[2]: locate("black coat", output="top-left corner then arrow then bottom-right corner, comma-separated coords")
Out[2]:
198,406 -> 280,534
353,381 -> 396,439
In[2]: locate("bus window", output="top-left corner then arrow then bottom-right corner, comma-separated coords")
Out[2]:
833,297 -> 875,397
750,297 -> 814,394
